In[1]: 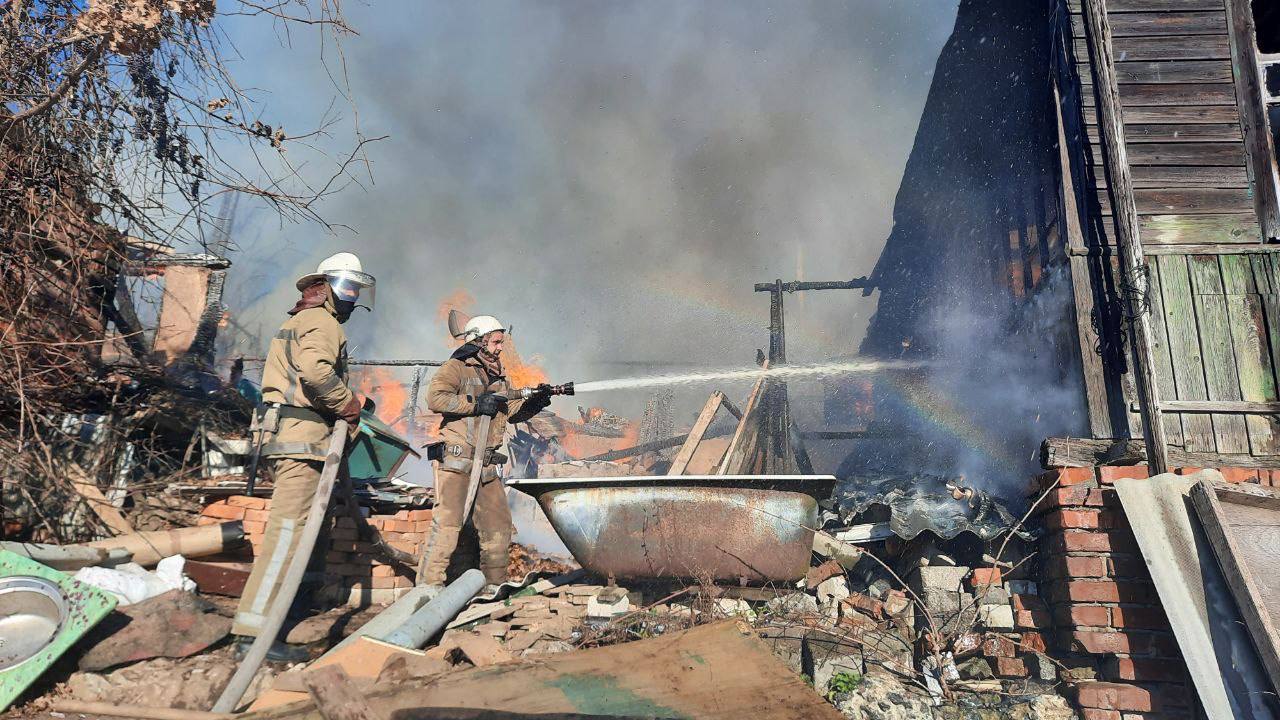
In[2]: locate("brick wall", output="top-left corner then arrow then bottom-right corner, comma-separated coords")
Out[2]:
1031,465 -> 1276,719
198,496 -> 433,606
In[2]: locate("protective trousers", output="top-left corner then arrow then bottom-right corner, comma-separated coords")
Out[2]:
232,457 -> 325,637
419,467 -> 511,585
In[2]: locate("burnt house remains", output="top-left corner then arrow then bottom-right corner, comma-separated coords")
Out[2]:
860,0 -> 1280,474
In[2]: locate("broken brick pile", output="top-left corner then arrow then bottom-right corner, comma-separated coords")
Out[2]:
197,495 -> 432,605
1031,465 -> 1277,720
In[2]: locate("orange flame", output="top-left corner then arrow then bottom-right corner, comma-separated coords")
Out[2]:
353,366 -> 409,433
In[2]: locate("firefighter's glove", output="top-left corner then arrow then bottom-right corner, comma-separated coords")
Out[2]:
338,394 -> 363,425
525,393 -> 553,413
475,392 -> 507,417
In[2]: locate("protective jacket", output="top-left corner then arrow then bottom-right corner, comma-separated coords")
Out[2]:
426,344 -> 542,475
259,293 -> 358,460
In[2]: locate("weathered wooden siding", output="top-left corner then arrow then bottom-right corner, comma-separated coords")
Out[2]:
1059,0 -> 1280,460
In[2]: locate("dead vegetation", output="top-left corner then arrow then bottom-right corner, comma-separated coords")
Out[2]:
0,0 -> 376,541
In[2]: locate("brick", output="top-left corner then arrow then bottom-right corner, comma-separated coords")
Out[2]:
1106,554 -> 1149,579
1046,509 -> 1102,530
227,495 -> 269,510
389,540 -> 419,555
1066,630 -> 1133,655
1011,593 -> 1044,611
1105,657 -> 1185,683
1098,466 -> 1149,484
202,502 -> 247,521
1217,467 -> 1264,484
1014,609 -> 1051,630
370,563 -> 397,577
411,521 -> 433,533
196,516 -> 217,526
1046,555 -> 1108,579
1172,466 -> 1206,476
1037,485 -> 1093,511
843,592 -> 884,618
372,575 -> 413,589
244,509 -> 271,524
1055,604 -> 1111,628
330,527 -> 359,540
334,517 -> 358,529
968,567 -> 1002,588
324,551 -> 350,563
1037,467 -> 1097,489
1074,682 -> 1154,712
1052,581 -> 1154,604
241,520 -> 266,535
982,635 -> 1017,658
1050,530 -> 1138,554
1019,631 -> 1047,653
994,656 -> 1029,678
1110,606 -> 1169,630
1081,711 -> 1122,720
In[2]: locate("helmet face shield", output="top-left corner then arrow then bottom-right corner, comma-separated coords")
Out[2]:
327,269 -> 376,309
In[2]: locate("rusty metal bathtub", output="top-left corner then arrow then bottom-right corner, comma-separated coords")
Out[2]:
505,474 -> 837,583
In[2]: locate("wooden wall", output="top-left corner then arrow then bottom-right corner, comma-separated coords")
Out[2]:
1059,0 -> 1280,460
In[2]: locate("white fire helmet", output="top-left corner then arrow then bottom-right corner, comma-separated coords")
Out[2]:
462,315 -> 506,343
296,252 -> 376,309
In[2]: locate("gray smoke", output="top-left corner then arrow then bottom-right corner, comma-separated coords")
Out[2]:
217,1 -> 961,419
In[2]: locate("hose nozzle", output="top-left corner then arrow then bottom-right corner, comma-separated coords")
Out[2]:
518,381 -> 575,400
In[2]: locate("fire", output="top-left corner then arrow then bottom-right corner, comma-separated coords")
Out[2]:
503,343 -> 548,388
436,288 -> 475,347
353,366 -> 409,432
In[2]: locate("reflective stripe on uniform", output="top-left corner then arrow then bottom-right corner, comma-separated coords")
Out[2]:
250,518 -> 296,615
275,328 -> 303,405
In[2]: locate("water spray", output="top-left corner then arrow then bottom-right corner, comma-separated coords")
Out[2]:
570,358 -> 926,394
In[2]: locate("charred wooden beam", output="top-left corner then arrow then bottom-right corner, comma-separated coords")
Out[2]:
1042,436 -> 1280,469
1081,0 -> 1170,473
752,278 -> 872,293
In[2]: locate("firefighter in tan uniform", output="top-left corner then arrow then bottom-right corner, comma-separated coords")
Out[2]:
420,316 -> 551,593
231,252 -> 375,662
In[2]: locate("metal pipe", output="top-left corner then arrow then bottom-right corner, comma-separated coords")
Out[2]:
381,569 -> 486,649
212,421 -> 348,714
323,584 -> 436,658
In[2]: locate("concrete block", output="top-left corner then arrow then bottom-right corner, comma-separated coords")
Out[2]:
979,604 -> 1015,630
916,566 -> 969,592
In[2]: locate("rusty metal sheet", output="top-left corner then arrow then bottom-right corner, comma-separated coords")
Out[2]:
506,475 -> 836,583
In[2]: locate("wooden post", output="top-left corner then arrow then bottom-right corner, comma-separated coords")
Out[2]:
668,391 -> 726,476
1224,0 -> 1280,241
1080,0 -> 1170,473
1053,77 -> 1114,438
768,279 -> 786,365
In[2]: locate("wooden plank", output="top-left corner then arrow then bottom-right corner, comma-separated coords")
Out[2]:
668,391 -> 725,476
1144,244 -> 1279,254
1139,213 -> 1261,243
66,464 -> 135,537
1057,78 -> 1116,437
1074,35 -> 1231,62
1189,255 -> 1251,453
1095,165 -> 1250,188
1188,479 -> 1280,696
1081,82 -> 1237,106
1096,188 -> 1256,215
1114,473 -> 1275,720
717,371 -> 768,475
1160,400 -> 1280,412
1081,0 -> 1170,472
245,621 -> 845,720
1069,0 -> 1227,10
1158,255 -> 1217,450
1040,435 -> 1280,467
1103,122 -> 1243,142
1222,284 -> 1280,453
303,666 -> 383,720
1071,11 -> 1227,37
1251,254 -> 1277,294
1148,259 -> 1186,444
1092,141 -> 1245,165
1113,59 -> 1235,84
1081,104 -> 1242,124
1224,0 -> 1280,240
1114,123 -> 1244,142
